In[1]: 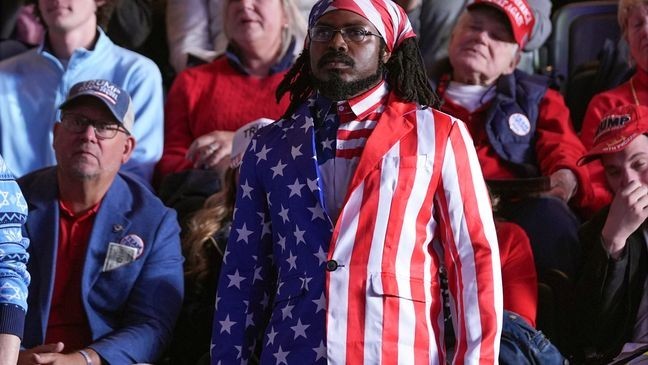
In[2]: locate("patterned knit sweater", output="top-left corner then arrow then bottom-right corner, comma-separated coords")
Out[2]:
156,56 -> 290,178
0,155 -> 29,338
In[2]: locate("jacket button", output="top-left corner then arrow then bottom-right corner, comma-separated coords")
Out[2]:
326,260 -> 338,271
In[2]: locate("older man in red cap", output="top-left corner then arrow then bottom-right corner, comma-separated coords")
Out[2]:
210,0 -> 503,363
431,0 -> 607,281
571,104 -> 648,363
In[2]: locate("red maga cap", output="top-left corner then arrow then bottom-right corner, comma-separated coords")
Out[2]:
578,104 -> 648,165
468,0 -> 535,47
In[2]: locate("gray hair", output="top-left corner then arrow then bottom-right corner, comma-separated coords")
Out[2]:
217,0 -> 307,58
618,0 -> 648,36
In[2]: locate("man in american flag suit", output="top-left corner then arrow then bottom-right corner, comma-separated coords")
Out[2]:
210,0 -> 503,363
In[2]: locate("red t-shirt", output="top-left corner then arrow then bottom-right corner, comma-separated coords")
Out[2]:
44,200 -> 101,351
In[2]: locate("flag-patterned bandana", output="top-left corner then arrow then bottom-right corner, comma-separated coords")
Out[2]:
307,0 -> 416,52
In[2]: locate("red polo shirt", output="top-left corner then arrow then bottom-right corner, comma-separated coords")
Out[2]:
44,200 -> 101,351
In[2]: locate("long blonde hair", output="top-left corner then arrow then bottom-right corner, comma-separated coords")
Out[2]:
183,168 -> 238,283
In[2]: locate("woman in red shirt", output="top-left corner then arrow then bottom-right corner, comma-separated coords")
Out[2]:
156,0 -> 306,181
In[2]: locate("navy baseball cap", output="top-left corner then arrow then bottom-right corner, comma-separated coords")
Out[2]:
59,79 -> 135,133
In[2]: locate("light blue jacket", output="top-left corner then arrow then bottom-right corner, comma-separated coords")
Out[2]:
0,29 -> 163,183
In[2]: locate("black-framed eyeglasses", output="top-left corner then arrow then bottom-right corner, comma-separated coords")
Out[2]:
60,112 -> 130,140
309,25 -> 382,43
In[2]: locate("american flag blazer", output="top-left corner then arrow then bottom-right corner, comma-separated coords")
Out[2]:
211,88 -> 503,365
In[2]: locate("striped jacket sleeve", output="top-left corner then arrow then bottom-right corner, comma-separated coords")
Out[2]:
210,135 -> 276,364
435,119 -> 503,365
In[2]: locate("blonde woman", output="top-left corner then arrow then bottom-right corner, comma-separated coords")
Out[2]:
167,0 -> 310,73
157,0 -> 306,182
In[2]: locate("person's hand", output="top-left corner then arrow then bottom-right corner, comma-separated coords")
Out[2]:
15,5 -> 45,46
602,180 -> 648,258
186,130 -> 234,171
18,342 -> 65,365
544,169 -> 578,203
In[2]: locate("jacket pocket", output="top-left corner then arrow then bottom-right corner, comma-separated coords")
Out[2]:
274,274 -> 308,302
384,154 -> 433,170
268,275 -> 308,325
382,155 -> 433,193
369,271 -> 432,303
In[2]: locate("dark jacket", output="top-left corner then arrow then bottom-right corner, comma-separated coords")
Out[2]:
484,69 -> 549,176
571,207 -> 648,362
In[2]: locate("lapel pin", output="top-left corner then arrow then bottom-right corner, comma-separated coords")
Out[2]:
120,234 -> 145,258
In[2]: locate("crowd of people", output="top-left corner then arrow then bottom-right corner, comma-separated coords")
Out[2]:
0,0 -> 645,364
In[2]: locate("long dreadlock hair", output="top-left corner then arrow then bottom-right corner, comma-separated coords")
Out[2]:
276,37 -> 440,118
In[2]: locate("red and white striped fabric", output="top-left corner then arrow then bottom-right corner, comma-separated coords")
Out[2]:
307,0 -> 416,51
317,82 -> 387,221
325,92 -> 503,364
211,85 -> 502,365
336,84 -> 387,159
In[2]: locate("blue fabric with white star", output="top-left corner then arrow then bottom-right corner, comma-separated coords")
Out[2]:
211,96 -> 336,364
312,95 -> 340,166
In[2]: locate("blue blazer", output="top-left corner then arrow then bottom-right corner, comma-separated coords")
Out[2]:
18,168 -> 184,364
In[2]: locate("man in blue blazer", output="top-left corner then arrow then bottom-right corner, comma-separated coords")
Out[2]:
16,80 -> 184,364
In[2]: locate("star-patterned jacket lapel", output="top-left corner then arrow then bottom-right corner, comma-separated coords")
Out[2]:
282,108 -> 333,226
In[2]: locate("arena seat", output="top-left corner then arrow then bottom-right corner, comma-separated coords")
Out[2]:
546,0 -> 620,89
540,1 -> 630,131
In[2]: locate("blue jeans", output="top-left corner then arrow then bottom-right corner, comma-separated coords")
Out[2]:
500,310 -> 567,365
